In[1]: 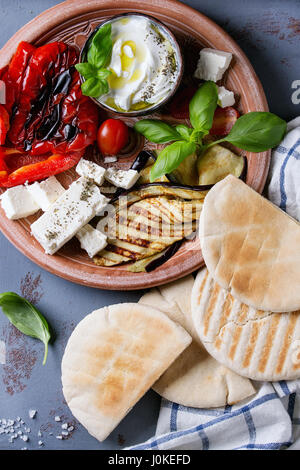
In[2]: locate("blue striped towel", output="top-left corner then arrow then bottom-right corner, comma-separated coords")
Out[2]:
127,118 -> 300,451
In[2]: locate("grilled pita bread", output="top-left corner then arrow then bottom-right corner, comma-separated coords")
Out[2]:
192,268 -> 300,381
199,175 -> 300,312
139,277 -> 255,407
61,303 -> 191,442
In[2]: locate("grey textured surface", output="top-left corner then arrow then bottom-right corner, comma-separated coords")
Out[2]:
0,0 -> 299,450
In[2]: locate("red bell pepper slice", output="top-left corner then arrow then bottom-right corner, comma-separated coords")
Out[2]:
0,147 -> 81,187
210,106 -> 240,136
0,104 -> 10,145
7,42 -> 78,148
2,41 -> 98,157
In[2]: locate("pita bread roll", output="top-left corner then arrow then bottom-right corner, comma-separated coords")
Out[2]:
139,277 -> 255,407
199,175 -> 300,312
192,268 -> 300,381
61,303 -> 191,442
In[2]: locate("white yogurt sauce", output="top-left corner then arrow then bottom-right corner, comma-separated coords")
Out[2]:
98,16 -> 180,112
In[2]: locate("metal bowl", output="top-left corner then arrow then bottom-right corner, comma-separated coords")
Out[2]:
79,12 -> 184,117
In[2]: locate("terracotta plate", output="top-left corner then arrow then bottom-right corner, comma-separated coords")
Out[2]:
0,0 -> 270,290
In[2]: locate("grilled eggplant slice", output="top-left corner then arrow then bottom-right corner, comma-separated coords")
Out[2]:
127,240 -> 182,272
197,144 -> 246,185
167,153 -> 199,186
94,185 -> 204,267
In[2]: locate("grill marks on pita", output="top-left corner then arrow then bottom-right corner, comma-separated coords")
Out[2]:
199,175 -> 300,312
192,268 -> 300,381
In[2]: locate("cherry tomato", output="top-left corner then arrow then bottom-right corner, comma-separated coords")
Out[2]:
210,106 -> 240,136
168,85 -> 198,119
97,119 -> 129,155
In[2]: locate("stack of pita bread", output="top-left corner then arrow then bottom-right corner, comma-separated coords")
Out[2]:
61,175 -> 300,443
194,175 -> 300,380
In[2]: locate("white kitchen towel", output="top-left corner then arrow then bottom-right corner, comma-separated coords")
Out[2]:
127,118 -> 300,451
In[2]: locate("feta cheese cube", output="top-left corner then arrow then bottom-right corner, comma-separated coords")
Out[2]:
31,177 -> 106,255
76,158 -> 106,186
104,168 -> 139,190
1,185 -> 40,220
218,86 -> 235,108
194,48 -> 232,82
27,176 -> 65,211
76,224 -> 107,258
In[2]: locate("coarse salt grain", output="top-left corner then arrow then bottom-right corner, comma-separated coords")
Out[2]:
29,410 -> 37,419
0,341 -> 6,365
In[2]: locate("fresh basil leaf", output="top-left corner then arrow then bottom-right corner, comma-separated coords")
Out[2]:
0,292 -> 51,365
88,23 -> 112,69
97,69 -> 111,80
189,81 -> 218,133
175,124 -> 193,141
134,120 -> 181,143
75,62 -> 97,79
81,77 -> 109,98
150,141 -> 197,181
224,112 -> 287,152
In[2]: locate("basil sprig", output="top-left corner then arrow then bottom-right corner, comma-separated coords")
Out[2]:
134,81 -> 287,181
0,292 -> 51,365
75,23 -> 112,98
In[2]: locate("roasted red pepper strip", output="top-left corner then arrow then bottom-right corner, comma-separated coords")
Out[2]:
27,68 -> 99,156
210,106 -> 240,136
0,41 -> 99,187
7,42 -> 78,149
0,147 -> 81,187
0,104 -> 10,145
1,41 -> 98,155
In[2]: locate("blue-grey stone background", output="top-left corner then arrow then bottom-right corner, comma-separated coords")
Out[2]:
0,0 -> 299,450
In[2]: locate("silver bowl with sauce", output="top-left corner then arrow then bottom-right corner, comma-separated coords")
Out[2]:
79,12 -> 183,117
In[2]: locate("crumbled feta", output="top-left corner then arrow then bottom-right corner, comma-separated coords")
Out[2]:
54,416 -> 61,422
38,440 -> 43,446
194,48 -> 232,82
218,86 -> 235,108
21,435 -> 28,442
61,431 -> 69,436
27,176 -> 65,212
76,224 -> 107,258
105,168 -> 139,189
101,185 -> 117,194
56,435 -> 63,439
1,185 -> 39,220
67,426 -> 74,432
28,409 -> 37,419
76,159 -> 106,186
61,423 -> 68,430
31,177 -> 106,255
104,156 -> 117,164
